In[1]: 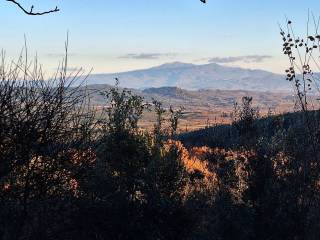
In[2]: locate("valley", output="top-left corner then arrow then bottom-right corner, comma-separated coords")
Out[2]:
87,84 -> 297,130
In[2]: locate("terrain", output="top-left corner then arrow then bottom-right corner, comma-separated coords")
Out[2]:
80,62 -> 303,129
85,62 -> 290,91
87,84 -> 296,130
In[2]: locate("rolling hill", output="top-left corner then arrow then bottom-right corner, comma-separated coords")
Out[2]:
86,85 -> 294,110
85,85 -> 295,129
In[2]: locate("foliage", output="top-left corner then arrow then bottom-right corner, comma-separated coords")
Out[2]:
2,43 -> 320,239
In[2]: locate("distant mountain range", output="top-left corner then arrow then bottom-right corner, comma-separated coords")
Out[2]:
85,62 -> 290,92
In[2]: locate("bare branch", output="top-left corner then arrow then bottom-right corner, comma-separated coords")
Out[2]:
6,0 -> 59,15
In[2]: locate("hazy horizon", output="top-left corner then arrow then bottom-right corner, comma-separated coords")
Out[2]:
1,0 -> 320,77
87,61 -> 284,75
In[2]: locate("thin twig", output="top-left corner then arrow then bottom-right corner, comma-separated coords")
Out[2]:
6,0 -> 59,16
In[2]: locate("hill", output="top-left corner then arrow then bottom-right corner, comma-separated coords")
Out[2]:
87,85 -> 294,109
178,110 -> 320,148
85,85 -> 295,129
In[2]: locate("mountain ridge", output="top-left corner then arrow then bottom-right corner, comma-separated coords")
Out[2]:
85,62 -> 289,92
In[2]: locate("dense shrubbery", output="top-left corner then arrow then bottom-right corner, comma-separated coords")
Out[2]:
1,53 -> 320,240
179,97 -> 320,240
0,58 -> 192,239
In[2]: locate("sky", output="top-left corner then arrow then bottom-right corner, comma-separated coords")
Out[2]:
1,0 -> 320,75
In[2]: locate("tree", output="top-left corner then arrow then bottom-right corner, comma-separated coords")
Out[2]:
5,0 -> 59,15
0,47 -> 97,239
5,0 -> 206,16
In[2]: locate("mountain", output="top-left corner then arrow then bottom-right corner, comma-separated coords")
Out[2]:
85,62 -> 290,92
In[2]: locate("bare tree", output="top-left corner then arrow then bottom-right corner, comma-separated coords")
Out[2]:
5,0 -> 206,16
0,41 -> 98,238
5,0 -> 59,15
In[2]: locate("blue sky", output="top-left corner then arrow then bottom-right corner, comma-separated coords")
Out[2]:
1,0 -> 320,74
